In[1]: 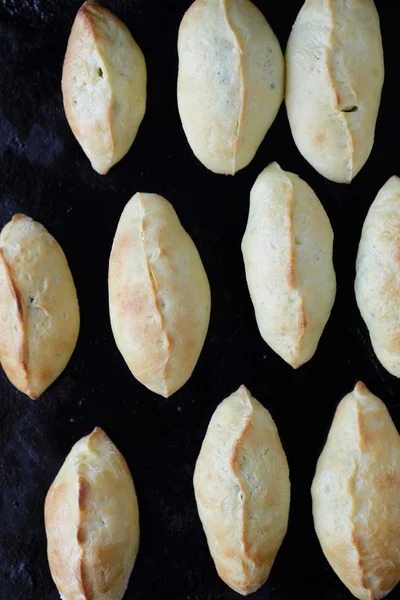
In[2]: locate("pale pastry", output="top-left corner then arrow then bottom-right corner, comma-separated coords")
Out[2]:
312,382 -> 400,600
194,385 -> 290,595
177,0 -> 284,175
62,0 -> 147,174
286,0 -> 384,183
45,427 -> 139,600
0,214 -> 79,399
355,176 -> 400,377
241,162 -> 336,368
108,192 -> 211,397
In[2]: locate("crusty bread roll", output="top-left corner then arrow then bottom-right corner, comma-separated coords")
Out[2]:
356,176 -> 400,377
177,0 -> 284,175
194,385 -> 290,595
242,162 -> 336,368
45,427 -> 139,600
312,382 -> 400,600
286,0 -> 384,183
62,0 -> 146,174
0,214 -> 79,399
108,192 -> 211,397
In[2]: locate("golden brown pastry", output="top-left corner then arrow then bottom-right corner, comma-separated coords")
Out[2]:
194,385 -> 290,595
62,0 -> 147,174
0,214 -> 79,399
242,162 -> 336,368
312,382 -> 400,600
286,0 -> 384,183
177,0 -> 284,175
108,192 -> 211,397
45,427 -> 139,600
355,176 -> 400,377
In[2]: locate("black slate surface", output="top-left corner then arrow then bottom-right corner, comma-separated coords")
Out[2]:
1,1 -> 400,599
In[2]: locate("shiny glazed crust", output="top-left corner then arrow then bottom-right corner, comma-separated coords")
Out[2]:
108,192 -> 211,397
286,0 -> 384,183
194,385 -> 290,595
0,214 -> 79,399
177,0 -> 284,175
355,176 -> 400,377
62,0 -> 147,174
241,162 -> 336,368
45,427 -> 139,600
312,382 -> 400,600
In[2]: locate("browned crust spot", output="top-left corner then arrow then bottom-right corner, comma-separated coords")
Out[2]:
286,187 -> 295,288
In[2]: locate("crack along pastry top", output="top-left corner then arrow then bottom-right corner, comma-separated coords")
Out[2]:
286,0 -> 384,184
177,0 -> 284,175
355,176 -> 400,377
62,0 -> 147,175
0,214 -> 79,399
108,192 -> 211,397
312,382 -> 400,600
194,385 -> 290,595
45,427 -> 139,600
242,162 -> 336,368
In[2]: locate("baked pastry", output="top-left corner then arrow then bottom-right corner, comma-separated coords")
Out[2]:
0,214 -> 79,399
355,176 -> 400,377
241,162 -> 336,368
62,0 -> 147,174
177,0 -> 284,175
45,427 -> 139,600
194,385 -> 290,595
286,0 -> 384,183
108,192 -> 211,397
312,382 -> 400,600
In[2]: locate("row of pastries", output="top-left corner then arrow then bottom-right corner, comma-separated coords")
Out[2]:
44,381 -> 400,600
62,0 -> 384,183
1,169 -> 399,399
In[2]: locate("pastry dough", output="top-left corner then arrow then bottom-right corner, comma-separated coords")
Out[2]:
355,176 -> 400,377
312,382 -> 400,600
194,385 -> 290,595
62,0 -> 147,174
286,0 -> 384,183
177,0 -> 284,175
242,162 -> 336,368
0,214 -> 79,399
45,427 -> 139,600
108,192 -> 211,397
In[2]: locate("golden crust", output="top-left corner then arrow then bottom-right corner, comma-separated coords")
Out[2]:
177,0 -> 283,175
45,427 -> 139,600
241,162 -> 336,368
0,214 -> 79,399
286,0 -> 384,183
62,0 -> 146,174
312,382 -> 400,600
355,176 -> 400,377
108,193 -> 211,397
194,385 -> 290,595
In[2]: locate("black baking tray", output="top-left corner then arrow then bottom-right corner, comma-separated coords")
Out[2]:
1,1 -> 399,599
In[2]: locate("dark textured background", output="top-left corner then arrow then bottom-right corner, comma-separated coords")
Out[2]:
0,1 -> 399,599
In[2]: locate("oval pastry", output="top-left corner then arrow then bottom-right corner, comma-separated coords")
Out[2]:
194,385 -> 290,595
241,162 -> 336,368
356,176 -> 400,377
108,192 -> 211,397
312,382 -> 400,600
45,427 -> 139,600
0,214 -> 79,399
62,0 -> 147,174
177,0 -> 284,175
286,0 -> 384,183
